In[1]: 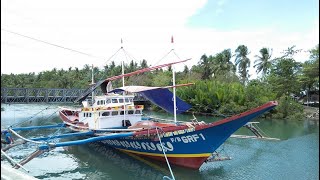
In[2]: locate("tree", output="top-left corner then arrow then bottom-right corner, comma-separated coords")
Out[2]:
128,60 -> 138,72
308,44 -> 319,77
254,48 -> 273,76
140,59 -> 148,68
235,45 -> 251,84
198,54 -> 213,80
268,57 -> 302,97
280,45 -> 302,59
298,44 -> 319,103
212,49 -> 237,82
183,65 -> 189,75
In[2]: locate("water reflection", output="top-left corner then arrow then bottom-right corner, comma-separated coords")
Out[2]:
1,104 -> 319,180
66,142 -> 169,180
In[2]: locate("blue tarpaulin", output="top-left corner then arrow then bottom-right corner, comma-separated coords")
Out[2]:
111,86 -> 192,114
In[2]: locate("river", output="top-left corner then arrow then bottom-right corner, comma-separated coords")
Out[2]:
1,104 -> 319,180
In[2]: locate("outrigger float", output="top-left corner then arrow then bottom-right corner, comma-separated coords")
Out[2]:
1,48 -> 280,179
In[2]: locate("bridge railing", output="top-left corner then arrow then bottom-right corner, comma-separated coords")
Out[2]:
1,88 -> 102,104
1,88 -> 145,104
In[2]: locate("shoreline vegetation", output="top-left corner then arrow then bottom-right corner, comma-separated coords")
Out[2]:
1,44 -> 319,120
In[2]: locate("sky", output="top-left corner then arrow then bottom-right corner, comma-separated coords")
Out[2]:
1,0 -> 319,79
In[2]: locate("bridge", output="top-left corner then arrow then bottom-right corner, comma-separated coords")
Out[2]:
1,88 -> 147,104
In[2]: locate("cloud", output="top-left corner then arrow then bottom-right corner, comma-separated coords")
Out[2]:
215,0 -> 227,15
1,0 -> 318,82
1,0 -> 207,74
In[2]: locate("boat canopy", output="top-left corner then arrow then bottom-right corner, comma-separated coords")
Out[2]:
110,86 -> 192,114
74,79 -> 110,103
74,59 -> 191,103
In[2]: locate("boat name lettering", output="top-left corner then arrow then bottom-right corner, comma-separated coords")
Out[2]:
160,127 -> 195,138
104,139 -> 174,152
170,133 -> 205,143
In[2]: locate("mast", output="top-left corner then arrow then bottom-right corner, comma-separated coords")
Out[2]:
172,67 -> 177,123
171,35 -> 177,123
91,64 -> 94,105
121,38 -> 126,122
121,38 -> 125,88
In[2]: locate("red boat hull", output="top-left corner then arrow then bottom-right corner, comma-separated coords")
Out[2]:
118,149 -> 210,169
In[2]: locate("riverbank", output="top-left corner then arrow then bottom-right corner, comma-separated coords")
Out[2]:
303,106 -> 319,120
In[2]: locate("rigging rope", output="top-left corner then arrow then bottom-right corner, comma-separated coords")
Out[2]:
152,49 -> 174,67
21,108 -> 61,138
155,127 -> 175,180
2,28 -> 104,60
9,105 -> 52,128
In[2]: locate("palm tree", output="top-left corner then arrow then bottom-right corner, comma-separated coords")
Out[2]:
199,54 -> 213,80
254,48 -> 273,76
235,45 -> 251,84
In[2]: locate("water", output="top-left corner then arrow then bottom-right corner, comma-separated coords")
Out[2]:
1,104 -> 319,180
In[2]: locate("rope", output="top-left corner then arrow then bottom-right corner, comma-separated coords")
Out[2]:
93,47 -> 123,77
9,105 -> 53,128
152,49 -> 173,67
1,28 -> 104,60
122,48 -> 138,63
155,127 -> 175,180
21,108 -> 60,139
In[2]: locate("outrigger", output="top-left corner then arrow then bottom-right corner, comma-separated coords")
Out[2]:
1,46 -> 280,179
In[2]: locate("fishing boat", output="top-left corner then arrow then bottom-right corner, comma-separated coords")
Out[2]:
1,46 -> 278,175
57,58 -> 278,169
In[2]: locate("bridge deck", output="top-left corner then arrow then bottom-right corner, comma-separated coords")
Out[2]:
1,88 -> 146,104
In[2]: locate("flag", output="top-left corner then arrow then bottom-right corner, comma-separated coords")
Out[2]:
121,38 -> 123,44
171,36 -> 174,43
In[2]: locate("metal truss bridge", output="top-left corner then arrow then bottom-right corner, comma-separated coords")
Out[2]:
1,88 -> 146,104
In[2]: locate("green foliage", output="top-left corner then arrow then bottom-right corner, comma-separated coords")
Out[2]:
235,45 -> 251,84
2,44 -> 318,120
267,57 -> 302,97
274,95 -> 304,119
254,47 -> 274,76
176,79 -> 275,115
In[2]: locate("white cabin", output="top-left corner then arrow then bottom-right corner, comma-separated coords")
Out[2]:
78,93 -> 143,129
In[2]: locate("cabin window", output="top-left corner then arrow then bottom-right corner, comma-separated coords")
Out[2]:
102,112 -> 110,116
125,98 -> 129,103
135,110 -> 141,114
119,99 -> 124,103
89,113 -> 92,117
129,98 -> 133,102
97,101 -> 100,105
112,99 -> 118,103
128,110 -> 134,114
112,111 -> 118,116
106,99 -> 111,104
120,111 -> 124,115
83,113 -> 85,117
102,100 -> 105,105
